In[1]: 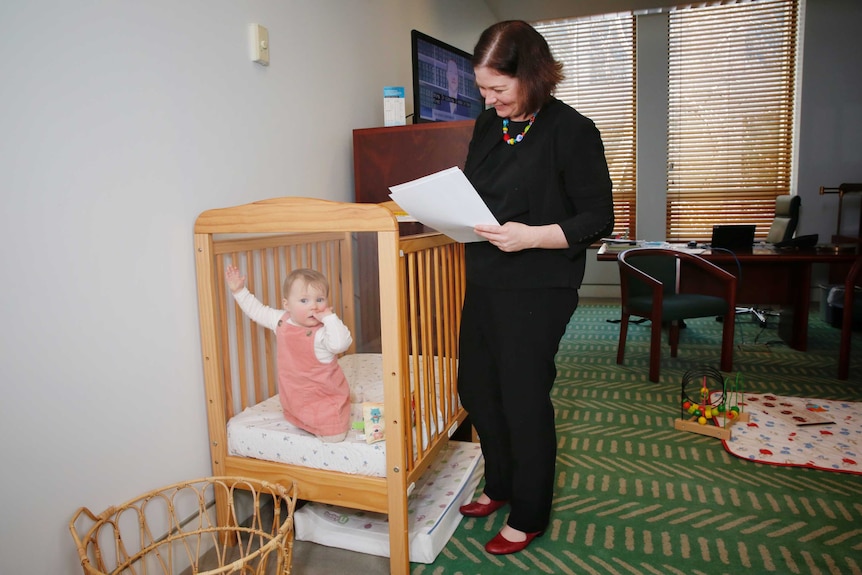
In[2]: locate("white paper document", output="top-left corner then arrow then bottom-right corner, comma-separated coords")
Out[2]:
388,167 -> 498,243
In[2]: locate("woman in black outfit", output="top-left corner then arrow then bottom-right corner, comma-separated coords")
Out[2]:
457,20 -> 615,555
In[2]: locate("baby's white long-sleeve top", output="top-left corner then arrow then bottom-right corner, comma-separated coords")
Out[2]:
230,287 -> 352,362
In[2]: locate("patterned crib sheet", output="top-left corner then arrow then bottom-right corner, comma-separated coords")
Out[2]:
227,353 -> 454,477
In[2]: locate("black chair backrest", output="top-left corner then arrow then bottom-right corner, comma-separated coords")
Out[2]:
626,253 -> 679,298
766,195 -> 801,244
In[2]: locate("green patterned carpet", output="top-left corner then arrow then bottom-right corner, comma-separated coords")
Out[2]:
413,303 -> 862,575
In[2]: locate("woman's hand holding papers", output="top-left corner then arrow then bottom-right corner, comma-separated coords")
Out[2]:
474,222 -> 569,252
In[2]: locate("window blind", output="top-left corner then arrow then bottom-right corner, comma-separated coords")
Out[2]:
535,13 -> 637,238
667,0 -> 798,242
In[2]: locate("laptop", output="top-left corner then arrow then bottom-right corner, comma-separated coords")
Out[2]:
710,224 -> 756,252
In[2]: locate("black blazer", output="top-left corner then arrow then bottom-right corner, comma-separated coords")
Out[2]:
464,97 -> 614,289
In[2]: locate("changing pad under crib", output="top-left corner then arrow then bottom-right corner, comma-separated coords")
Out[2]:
294,440 -> 483,563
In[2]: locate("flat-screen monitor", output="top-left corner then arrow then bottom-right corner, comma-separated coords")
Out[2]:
711,224 -> 756,252
411,30 -> 484,124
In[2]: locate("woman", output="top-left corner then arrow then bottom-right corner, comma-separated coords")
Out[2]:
457,20 -> 614,555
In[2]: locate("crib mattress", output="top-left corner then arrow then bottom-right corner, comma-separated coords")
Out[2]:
227,353 -> 452,477
227,353 -> 388,476
294,440 -> 483,564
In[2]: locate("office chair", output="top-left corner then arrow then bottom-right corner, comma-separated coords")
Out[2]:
737,194 -> 802,325
617,248 -> 737,382
765,194 -> 801,244
838,255 -> 862,380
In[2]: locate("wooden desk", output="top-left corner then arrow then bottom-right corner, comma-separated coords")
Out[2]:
597,245 -> 859,351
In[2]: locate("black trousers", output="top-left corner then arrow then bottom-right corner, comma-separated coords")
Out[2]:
457,282 -> 579,533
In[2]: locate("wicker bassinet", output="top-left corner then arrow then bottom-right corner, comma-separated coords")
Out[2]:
69,477 -> 297,575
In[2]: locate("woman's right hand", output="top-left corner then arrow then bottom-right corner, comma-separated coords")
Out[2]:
474,221 -> 569,251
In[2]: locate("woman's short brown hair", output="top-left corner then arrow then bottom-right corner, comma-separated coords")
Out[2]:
472,20 -> 564,117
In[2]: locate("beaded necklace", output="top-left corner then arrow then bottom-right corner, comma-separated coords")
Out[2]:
502,112 -> 537,145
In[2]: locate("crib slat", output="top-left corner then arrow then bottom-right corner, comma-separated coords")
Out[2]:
257,248 -> 272,404
431,247 -> 449,421
337,237 -> 357,355
418,249 -> 435,460
442,244 -> 463,419
214,255 -> 235,420
244,250 -> 261,409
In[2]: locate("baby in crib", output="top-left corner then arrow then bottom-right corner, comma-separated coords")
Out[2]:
225,265 -> 352,442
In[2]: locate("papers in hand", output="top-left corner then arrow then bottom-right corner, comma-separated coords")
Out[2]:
388,167 -> 498,243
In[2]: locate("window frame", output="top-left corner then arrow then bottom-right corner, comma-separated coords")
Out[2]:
535,12 -> 638,239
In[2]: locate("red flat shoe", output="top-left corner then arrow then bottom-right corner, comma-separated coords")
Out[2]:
484,529 -> 544,555
459,498 -> 508,517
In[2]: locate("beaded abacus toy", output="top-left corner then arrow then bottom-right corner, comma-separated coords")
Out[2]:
673,366 -> 748,440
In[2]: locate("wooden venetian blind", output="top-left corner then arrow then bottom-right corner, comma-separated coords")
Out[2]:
535,13 -> 637,239
667,0 -> 798,242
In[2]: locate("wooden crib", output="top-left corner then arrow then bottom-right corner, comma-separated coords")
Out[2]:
193,197 -> 468,574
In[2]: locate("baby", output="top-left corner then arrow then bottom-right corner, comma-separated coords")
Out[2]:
226,265 -> 352,442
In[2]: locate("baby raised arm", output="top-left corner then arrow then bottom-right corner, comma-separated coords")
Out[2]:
225,265 -> 245,293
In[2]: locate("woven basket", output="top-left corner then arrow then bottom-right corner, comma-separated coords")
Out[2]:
69,477 -> 296,575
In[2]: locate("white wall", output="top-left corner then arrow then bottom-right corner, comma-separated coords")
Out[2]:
796,0 -> 862,241
0,2 -> 494,573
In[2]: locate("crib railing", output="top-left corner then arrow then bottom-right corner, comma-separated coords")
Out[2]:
399,234 -> 466,476
197,225 -> 467,479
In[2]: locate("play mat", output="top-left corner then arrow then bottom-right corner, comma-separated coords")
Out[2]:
722,394 -> 862,475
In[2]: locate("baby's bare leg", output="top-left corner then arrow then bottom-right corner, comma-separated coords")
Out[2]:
316,431 -> 348,443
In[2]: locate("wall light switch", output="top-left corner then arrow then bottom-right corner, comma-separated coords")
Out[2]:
249,24 -> 269,66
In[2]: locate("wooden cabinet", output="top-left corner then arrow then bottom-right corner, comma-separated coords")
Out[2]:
352,120 -> 474,350
353,120 -> 475,204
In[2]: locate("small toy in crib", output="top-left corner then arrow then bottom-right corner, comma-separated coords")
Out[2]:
363,402 -> 385,444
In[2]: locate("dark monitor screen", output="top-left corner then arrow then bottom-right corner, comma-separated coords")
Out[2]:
411,30 -> 484,124
711,224 -> 756,252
